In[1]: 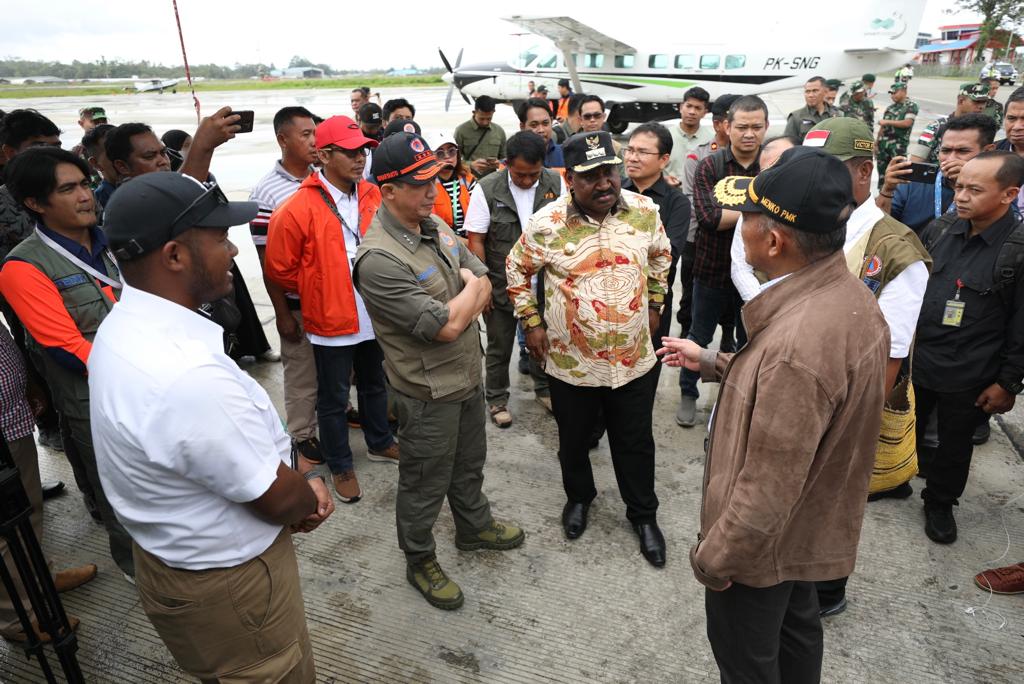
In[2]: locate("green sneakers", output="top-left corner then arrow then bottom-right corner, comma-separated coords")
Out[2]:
407,558 -> 464,610
455,521 -> 526,551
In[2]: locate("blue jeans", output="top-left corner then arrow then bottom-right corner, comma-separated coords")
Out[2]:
312,340 -> 394,474
680,281 -> 747,399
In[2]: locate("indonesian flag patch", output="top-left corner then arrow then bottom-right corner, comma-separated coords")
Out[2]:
804,129 -> 830,147
919,129 -> 935,142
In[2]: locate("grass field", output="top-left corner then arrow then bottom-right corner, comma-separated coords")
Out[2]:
0,75 -> 445,99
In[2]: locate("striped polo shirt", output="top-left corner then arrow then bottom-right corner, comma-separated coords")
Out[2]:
249,161 -> 309,247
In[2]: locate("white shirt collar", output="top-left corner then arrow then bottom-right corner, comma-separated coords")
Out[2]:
757,272 -> 791,295
843,198 -> 885,249
319,170 -> 357,205
116,284 -> 225,353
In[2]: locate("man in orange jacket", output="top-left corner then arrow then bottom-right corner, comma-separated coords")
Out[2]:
266,116 -> 399,504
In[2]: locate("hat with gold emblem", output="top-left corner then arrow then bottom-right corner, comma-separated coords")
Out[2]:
713,147 -> 854,234
563,131 -> 623,173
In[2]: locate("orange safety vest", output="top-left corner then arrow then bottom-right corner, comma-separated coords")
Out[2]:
556,98 -> 570,121
432,170 -> 475,229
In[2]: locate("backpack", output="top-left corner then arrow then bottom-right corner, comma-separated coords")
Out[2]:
923,212 -> 1024,305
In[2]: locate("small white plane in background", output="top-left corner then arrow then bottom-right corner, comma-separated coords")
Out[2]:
440,0 -> 927,132
134,78 -> 180,94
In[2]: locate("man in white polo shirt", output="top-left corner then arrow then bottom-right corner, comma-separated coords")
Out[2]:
90,173 -> 334,683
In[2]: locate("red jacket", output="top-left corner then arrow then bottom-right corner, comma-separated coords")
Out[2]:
265,173 -> 381,337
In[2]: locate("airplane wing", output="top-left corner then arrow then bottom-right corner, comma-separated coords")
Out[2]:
502,15 -> 636,54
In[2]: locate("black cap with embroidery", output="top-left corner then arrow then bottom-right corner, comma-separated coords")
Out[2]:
371,131 -> 445,185
358,102 -> 382,126
562,131 -> 623,173
712,147 -> 854,234
104,173 -> 258,260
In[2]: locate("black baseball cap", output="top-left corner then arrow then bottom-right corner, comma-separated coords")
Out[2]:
371,132 -> 445,185
359,102 -> 382,126
563,131 -> 622,173
383,118 -> 421,139
710,94 -> 740,120
712,147 -> 854,234
104,173 -> 258,260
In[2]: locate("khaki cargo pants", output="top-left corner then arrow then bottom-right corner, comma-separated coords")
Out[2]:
134,530 -> 315,683
394,386 -> 494,562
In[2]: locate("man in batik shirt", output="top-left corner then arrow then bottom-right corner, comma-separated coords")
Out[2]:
506,131 -> 672,568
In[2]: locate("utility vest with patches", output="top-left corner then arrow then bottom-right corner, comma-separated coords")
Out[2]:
479,167 -> 562,310
10,232 -> 119,419
848,215 -> 932,298
355,215 -> 482,402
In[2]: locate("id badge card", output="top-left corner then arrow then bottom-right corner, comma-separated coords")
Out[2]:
942,299 -> 965,327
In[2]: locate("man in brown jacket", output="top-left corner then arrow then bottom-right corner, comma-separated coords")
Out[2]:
660,147 -> 889,683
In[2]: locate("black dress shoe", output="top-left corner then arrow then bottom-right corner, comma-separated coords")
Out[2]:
561,502 -> 589,540
867,481 -> 913,502
819,597 -> 848,617
41,480 -> 65,500
924,503 -> 957,544
972,419 -> 991,446
634,521 -> 666,567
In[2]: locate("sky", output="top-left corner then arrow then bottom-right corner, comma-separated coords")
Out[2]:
1,0 -> 986,72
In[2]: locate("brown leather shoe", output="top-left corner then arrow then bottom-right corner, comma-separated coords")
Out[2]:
1,615 -> 79,644
974,562 -> 1024,594
54,564 -> 98,593
367,442 -> 399,464
489,404 -> 513,428
333,470 -> 362,503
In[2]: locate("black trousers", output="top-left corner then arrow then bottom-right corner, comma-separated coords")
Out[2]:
228,260 -> 271,359
913,383 -> 989,506
706,581 -> 823,684
548,369 -> 658,523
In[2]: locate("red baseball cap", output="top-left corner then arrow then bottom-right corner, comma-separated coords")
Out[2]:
315,115 -> 379,150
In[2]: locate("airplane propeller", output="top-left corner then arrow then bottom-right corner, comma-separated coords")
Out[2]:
440,47 -> 470,111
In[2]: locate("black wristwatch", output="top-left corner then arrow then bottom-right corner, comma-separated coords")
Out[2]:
998,379 -> 1024,395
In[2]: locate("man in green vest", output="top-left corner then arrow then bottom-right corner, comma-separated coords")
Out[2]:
802,117 -> 931,617
0,147 -> 135,580
353,132 -> 525,610
465,131 -> 563,427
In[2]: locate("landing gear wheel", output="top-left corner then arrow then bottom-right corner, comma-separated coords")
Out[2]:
608,118 -> 628,134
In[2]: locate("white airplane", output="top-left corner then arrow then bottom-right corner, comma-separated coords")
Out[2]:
440,1 -> 927,132
134,78 -> 180,94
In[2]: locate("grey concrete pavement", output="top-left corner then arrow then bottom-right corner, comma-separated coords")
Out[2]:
2,79 -> 1023,682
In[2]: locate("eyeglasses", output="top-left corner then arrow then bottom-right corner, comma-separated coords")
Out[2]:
434,146 -> 459,159
580,112 -> 605,121
327,146 -> 370,158
623,147 -> 661,157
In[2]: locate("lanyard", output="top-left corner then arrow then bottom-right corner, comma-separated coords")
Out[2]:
316,187 -> 361,247
35,227 -> 123,289
934,169 -> 946,218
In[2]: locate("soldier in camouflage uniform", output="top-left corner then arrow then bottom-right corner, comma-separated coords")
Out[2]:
908,83 -> 989,163
839,81 -> 875,131
982,76 -> 1004,126
876,83 -> 919,188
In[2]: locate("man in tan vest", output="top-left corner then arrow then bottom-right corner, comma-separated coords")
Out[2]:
353,132 -> 524,611
803,117 -> 932,615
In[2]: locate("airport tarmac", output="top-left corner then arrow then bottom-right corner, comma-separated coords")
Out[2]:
1,79 -> 1023,683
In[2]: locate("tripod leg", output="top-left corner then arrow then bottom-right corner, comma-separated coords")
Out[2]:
0,530 -> 57,684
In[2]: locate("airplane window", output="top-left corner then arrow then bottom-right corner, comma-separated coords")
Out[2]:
615,54 -> 635,68
700,55 -> 720,69
516,50 -> 538,69
675,54 -> 694,69
725,54 -> 746,69
538,54 -> 558,69
585,53 -> 605,68
649,55 -> 668,69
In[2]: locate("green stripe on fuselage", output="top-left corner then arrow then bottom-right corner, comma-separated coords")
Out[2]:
582,74 -> 696,88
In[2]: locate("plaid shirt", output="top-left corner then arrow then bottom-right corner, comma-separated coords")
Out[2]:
0,324 -> 34,442
692,147 -> 759,289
